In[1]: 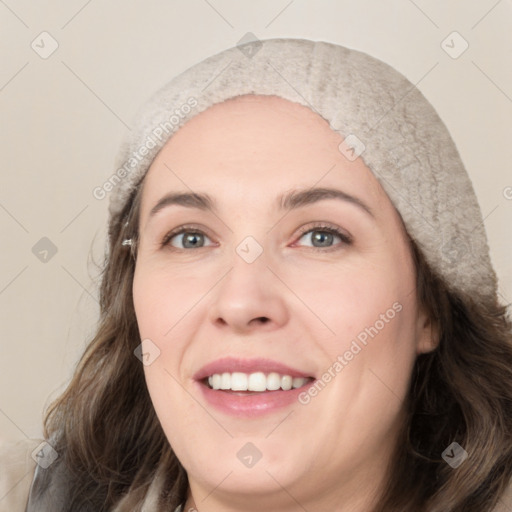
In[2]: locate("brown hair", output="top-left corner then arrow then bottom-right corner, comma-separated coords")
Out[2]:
41,183 -> 512,511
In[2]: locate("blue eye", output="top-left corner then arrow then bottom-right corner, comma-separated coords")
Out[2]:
161,223 -> 352,251
296,225 -> 352,250
163,228 -> 213,249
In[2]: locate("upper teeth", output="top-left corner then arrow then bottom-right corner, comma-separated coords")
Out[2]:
207,372 -> 308,392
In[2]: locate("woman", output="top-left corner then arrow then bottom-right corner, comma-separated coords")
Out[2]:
1,38 -> 511,512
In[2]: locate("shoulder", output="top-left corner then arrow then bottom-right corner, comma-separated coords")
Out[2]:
0,438 -> 43,512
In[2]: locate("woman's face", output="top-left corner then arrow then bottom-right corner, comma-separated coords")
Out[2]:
133,95 -> 435,511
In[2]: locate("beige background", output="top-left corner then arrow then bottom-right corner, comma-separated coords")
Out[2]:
1,0 -> 511,442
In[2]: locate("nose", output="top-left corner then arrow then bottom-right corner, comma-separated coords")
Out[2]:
207,252 -> 290,334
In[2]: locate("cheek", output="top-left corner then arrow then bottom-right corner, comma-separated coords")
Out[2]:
133,266 -> 206,416
132,267 -> 188,410
303,276 -> 418,459
310,249 -> 418,393
311,255 -> 414,341
132,264 -> 201,341
133,269 -> 201,454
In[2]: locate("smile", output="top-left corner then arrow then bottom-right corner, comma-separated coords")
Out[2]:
194,357 -> 316,416
206,372 -> 311,392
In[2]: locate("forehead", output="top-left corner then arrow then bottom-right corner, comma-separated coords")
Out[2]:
170,94 -> 342,153
139,94 -> 391,218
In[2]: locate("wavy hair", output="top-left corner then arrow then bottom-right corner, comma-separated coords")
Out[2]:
41,180 -> 512,511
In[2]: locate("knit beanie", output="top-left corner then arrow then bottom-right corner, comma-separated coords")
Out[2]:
107,37 -> 498,302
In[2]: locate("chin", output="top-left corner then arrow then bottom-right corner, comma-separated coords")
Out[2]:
178,435 -> 308,493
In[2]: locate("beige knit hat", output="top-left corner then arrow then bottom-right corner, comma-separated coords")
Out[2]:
108,37 -> 498,302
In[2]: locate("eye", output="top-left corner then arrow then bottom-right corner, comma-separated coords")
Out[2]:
295,224 -> 352,251
161,223 -> 352,252
162,226 -> 214,250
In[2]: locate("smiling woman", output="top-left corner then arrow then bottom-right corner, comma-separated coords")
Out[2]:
132,97 -> 427,496
3,38 -> 512,512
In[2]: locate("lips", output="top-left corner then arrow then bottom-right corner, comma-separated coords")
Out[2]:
193,357 -> 316,417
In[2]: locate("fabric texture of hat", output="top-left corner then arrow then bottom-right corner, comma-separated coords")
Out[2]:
108,37 -> 498,302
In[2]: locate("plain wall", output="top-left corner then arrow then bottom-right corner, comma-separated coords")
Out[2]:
1,0 -> 511,442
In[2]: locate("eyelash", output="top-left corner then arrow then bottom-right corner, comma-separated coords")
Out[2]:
160,223 -> 353,252
297,223 -> 353,250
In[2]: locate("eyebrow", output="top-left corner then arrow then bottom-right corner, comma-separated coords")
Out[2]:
148,187 -> 374,218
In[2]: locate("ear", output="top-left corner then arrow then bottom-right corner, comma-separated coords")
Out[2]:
415,306 -> 440,355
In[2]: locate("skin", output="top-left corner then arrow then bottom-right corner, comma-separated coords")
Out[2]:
132,95 -> 437,512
